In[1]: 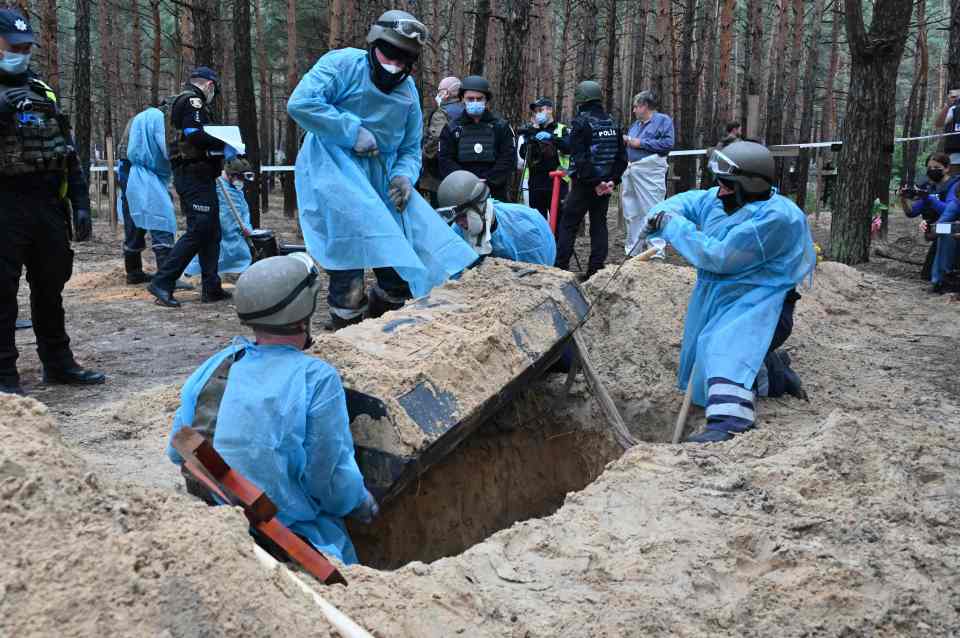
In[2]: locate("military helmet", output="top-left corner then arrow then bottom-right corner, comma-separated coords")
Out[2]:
437,171 -> 490,209
459,75 -> 492,99
709,141 -> 775,195
366,10 -> 428,56
235,253 -> 321,332
574,81 -> 602,106
225,158 -> 252,174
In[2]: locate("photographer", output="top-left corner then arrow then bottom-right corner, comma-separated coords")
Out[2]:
899,153 -> 958,284
517,98 -> 569,219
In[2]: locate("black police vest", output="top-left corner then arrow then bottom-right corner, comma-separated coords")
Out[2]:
456,121 -> 497,164
945,108 -> 960,154
166,89 -> 212,164
0,78 -> 71,177
587,113 -> 619,179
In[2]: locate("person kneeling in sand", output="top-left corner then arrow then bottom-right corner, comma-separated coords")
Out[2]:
165,253 -> 378,564
641,141 -> 815,443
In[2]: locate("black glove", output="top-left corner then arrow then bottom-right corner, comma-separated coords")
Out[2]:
73,208 -> 92,242
0,87 -> 32,115
645,211 -> 671,234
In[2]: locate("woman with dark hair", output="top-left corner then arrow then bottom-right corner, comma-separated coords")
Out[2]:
898,152 -> 959,282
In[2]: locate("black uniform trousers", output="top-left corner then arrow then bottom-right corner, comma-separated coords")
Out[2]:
555,181 -> 610,277
0,174 -> 76,384
153,166 -> 222,294
529,181 -> 568,220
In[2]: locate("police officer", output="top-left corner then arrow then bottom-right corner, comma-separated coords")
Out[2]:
517,97 -> 570,219
0,9 -> 103,395
148,66 -> 233,308
438,75 -> 515,201
555,80 -> 627,281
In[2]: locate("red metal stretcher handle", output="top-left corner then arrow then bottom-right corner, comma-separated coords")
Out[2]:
548,170 -> 566,236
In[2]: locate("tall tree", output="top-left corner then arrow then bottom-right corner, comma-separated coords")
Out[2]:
256,0 -> 272,211
830,0 -> 913,263
949,0 -> 960,88
603,0 -> 617,113
40,0 -> 60,94
676,0 -> 698,191
651,0 -> 672,109
96,0 -> 115,144
795,0 -> 825,212
739,0 -> 763,136
74,0 -> 92,181
150,0 -> 161,105
468,0 -> 492,75
131,0 -> 143,111
717,0 -> 736,127
901,0 -> 929,186
192,0 -> 216,68
234,0 -> 261,226
764,0 -> 791,145
553,0 -> 575,119
283,0 -> 299,218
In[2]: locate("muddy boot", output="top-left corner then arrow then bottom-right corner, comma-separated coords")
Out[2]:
324,313 -> 363,332
0,374 -> 24,396
365,286 -> 405,320
124,253 -> 153,284
685,429 -> 734,443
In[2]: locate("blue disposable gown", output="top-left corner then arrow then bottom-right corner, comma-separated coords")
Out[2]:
649,188 -> 815,406
166,338 -> 370,564
287,48 -> 477,297
455,200 -> 557,266
115,107 -> 176,234
185,177 -> 253,275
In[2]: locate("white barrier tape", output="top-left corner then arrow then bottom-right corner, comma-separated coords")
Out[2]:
87,130 -> 960,173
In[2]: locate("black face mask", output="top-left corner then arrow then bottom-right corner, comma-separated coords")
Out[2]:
368,44 -> 413,94
927,168 -> 945,182
718,191 -> 740,214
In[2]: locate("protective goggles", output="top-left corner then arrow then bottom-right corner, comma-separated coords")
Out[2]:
229,171 -> 256,181
377,19 -> 429,45
436,188 -> 489,225
708,150 -> 770,183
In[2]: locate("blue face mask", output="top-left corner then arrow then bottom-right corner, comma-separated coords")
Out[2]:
465,101 -> 485,117
0,52 -> 30,75
535,111 -> 550,125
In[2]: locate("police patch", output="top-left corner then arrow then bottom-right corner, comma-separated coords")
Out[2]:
189,97 -> 203,109
474,143 -> 483,154
14,19 -> 27,32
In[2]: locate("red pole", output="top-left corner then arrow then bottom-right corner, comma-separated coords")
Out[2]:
548,170 -> 566,236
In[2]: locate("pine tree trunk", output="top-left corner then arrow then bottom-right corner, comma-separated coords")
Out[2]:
499,0 -> 532,126
131,0 -> 143,111
717,0 -> 736,127
631,5 -> 647,98
698,0 -> 719,188
901,0 -> 928,186
795,0 -> 825,212
764,0 -> 790,145
949,0 -> 960,88
283,0 -> 299,219
256,0 -> 271,212
469,0 -> 492,76
192,0 -> 215,68
831,0 -> 913,264
652,0 -> 671,107
74,0 -> 92,182
780,0 -> 805,147
603,0 -> 617,113
150,0 -> 161,104
97,0 -> 114,143
329,0 -> 343,49
234,0 -> 261,226
40,0 -> 60,94
677,0 -> 698,192
554,0 -> 574,119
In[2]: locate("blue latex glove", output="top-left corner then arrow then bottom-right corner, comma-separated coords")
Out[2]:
535,131 -> 553,142
347,491 -> 380,524
388,175 -> 413,212
353,126 -> 379,157
224,144 -> 238,161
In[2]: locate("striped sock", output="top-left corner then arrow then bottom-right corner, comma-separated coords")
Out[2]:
705,377 -> 755,434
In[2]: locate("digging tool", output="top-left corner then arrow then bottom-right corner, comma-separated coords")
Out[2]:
219,180 -> 304,263
672,363 -> 697,444
172,426 -> 347,586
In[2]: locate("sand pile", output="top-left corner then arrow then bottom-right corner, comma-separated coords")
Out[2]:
0,394 -> 328,637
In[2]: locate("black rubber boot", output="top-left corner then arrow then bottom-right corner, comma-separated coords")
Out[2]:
201,288 -> 233,303
365,287 -> 405,320
124,253 -> 153,284
42,365 -> 106,385
323,313 -> 363,332
147,282 -> 181,308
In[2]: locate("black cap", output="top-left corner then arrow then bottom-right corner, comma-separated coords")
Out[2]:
190,66 -> 219,83
529,98 -> 554,111
0,9 -> 36,46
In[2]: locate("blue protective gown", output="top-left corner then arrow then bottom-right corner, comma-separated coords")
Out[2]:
649,188 -> 816,407
184,177 -> 253,275
166,338 -> 370,564
287,48 -> 477,297
115,107 -> 176,234
455,200 -> 557,266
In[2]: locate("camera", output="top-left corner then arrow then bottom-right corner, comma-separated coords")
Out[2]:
899,183 -> 929,200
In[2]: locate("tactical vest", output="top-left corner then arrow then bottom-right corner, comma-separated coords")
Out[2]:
166,89 -> 208,165
586,113 -> 619,179
945,106 -> 960,154
455,121 -> 497,164
0,78 -> 72,177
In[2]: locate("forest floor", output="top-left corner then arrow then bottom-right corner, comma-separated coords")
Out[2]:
3,198 -> 959,636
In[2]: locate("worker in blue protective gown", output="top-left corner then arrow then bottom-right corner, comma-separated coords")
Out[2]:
287,10 -> 477,330
185,158 -> 254,277
116,107 -> 176,284
166,253 -> 378,564
643,141 -> 815,443
437,170 -> 557,266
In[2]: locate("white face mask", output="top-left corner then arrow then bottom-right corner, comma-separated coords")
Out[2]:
0,51 -> 30,75
231,179 -> 245,190
379,59 -> 403,75
202,82 -> 216,102
435,93 -> 443,106
464,200 -> 494,256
